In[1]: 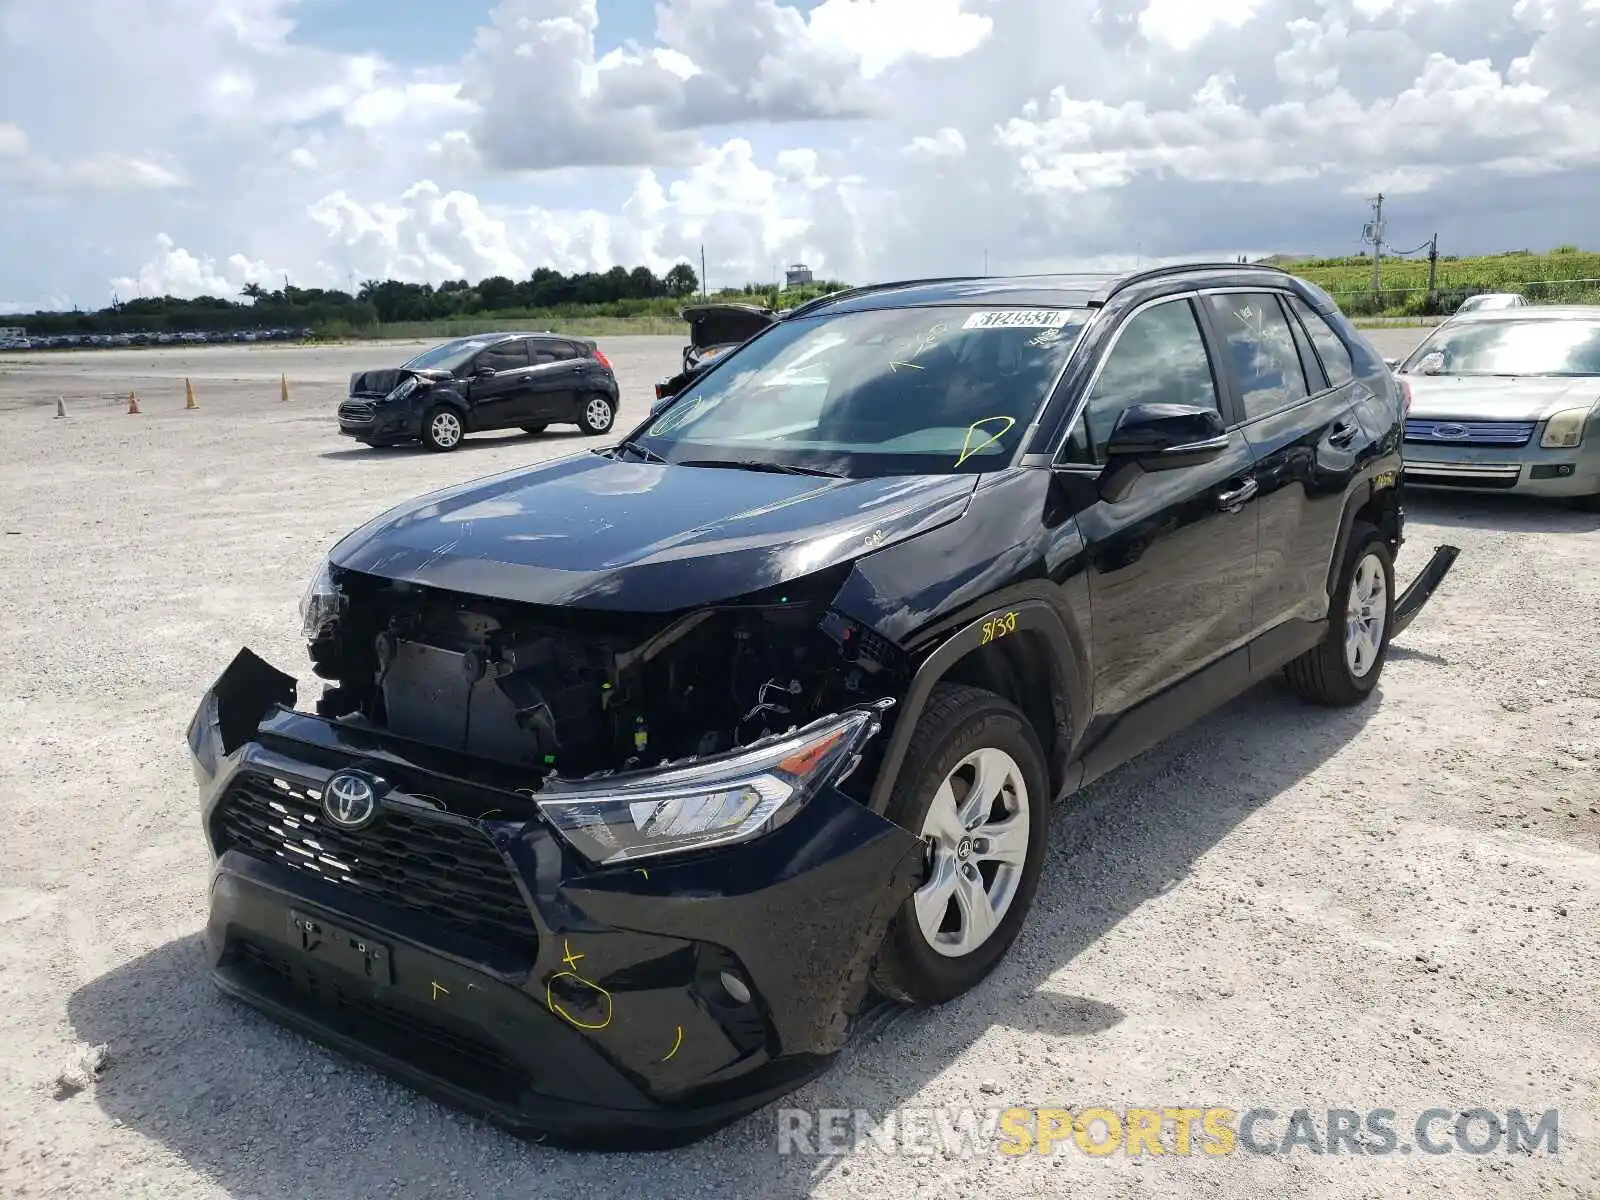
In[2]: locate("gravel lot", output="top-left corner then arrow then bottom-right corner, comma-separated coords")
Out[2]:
1,330 -> 1596,1199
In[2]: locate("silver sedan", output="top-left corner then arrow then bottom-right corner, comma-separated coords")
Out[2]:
1389,305 -> 1600,509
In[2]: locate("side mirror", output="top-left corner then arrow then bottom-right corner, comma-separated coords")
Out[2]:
473,366 -> 497,379
1103,403 -> 1228,470
1384,358 -> 1400,371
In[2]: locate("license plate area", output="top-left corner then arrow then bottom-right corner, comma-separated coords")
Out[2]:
289,910 -> 393,986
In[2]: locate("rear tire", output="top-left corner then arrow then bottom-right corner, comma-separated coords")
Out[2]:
422,405 -> 465,452
869,684 -> 1050,1007
520,423 -> 548,436
579,393 -> 616,435
1284,522 -> 1394,706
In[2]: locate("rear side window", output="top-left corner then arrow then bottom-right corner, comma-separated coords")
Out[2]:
1203,293 -> 1309,421
1288,296 -> 1354,386
536,340 -> 581,362
1062,298 -> 1221,465
478,340 -> 529,371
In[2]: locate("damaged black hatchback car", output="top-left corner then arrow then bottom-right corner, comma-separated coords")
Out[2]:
190,264 -> 1458,1148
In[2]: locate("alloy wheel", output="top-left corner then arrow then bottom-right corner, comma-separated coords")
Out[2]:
430,411 -> 462,448
914,747 -> 1031,958
1345,551 -> 1387,678
585,397 -> 614,431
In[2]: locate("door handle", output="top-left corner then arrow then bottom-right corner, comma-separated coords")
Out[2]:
1214,478 -> 1258,512
1328,420 -> 1359,448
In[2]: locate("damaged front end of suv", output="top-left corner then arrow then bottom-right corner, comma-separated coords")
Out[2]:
186,458 -> 962,1147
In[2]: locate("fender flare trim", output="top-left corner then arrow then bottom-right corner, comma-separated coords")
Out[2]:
866,598 -> 1083,814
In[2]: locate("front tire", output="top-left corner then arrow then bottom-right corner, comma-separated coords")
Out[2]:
869,684 -> 1050,1007
579,393 -> 616,435
1284,521 -> 1395,706
520,423 -> 548,436
422,405 -> 465,452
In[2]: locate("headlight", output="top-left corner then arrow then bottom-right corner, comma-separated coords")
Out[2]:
298,557 -> 344,641
1540,407 -> 1590,449
386,375 -> 419,403
535,706 -> 887,865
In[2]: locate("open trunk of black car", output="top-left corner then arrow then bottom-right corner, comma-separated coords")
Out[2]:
683,303 -> 777,352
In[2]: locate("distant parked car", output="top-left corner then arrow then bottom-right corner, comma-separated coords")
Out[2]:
1453,292 -> 1528,316
1393,304 -> 1600,509
339,332 -> 620,451
652,302 -> 778,411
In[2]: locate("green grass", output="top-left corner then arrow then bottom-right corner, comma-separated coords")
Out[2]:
1283,247 -> 1600,316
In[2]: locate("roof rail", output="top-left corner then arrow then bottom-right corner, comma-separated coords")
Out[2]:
1090,260 -> 1292,305
779,276 -> 983,321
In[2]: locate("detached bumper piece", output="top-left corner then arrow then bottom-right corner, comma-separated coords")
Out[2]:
189,649 -> 923,1149
1392,543 -> 1460,637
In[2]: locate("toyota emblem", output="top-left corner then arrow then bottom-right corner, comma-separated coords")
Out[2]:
322,771 -> 378,830
1432,422 -> 1469,440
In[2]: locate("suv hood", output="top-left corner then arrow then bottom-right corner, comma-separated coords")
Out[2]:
329,452 -> 978,612
1403,375 -> 1600,422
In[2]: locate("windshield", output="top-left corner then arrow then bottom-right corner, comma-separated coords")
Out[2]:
633,305 -> 1090,477
1400,318 -> 1600,377
402,336 -> 493,372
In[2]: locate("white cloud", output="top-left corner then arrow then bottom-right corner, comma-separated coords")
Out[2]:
292,138 -> 872,288
1138,0 -> 1266,52
110,234 -> 285,300
905,128 -> 968,160
0,123 -> 187,193
5,0 -> 1600,310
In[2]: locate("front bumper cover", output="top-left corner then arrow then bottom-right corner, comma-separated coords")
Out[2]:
187,649 -> 923,1149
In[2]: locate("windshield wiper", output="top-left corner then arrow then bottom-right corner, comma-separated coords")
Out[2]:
679,458 -> 845,478
609,440 -> 668,464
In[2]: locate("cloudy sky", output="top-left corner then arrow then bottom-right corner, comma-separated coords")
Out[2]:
2,0 -> 1598,313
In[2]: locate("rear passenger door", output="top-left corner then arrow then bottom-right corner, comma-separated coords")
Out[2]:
1199,290 -> 1366,634
1059,295 -> 1262,718
467,338 -> 534,429
524,338 -> 583,421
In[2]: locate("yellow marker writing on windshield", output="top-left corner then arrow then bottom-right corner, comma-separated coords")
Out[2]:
955,416 -> 1017,466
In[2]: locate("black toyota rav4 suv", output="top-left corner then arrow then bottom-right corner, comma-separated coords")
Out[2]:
190,264 -> 1458,1148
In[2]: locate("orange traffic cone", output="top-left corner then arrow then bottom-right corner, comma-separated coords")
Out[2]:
280,373 -> 290,402
126,392 -> 141,415
184,378 -> 198,410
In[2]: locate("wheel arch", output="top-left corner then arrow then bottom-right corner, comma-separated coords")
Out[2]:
1326,475 -> 1401,602
865,598 -> 1086,815
427,393 -> 473,431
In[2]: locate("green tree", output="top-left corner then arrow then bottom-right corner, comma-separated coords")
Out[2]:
664,262 -> 698,297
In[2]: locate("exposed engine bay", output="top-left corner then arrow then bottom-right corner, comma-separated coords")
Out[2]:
308,569 -> 900,782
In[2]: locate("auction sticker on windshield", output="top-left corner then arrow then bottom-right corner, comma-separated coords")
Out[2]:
962,310 -> 1074,330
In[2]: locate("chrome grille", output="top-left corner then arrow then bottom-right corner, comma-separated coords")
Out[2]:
338,401 -> 376,425
213,773 -> 536,952
1404,419 -> 1535,447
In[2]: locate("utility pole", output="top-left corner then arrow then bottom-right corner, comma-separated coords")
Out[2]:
1426,233 -> 1439,305
1363,193 -> 1385,296
700,244 -> 707,299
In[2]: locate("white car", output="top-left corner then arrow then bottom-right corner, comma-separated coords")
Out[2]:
1393,305 -> 1600,509
1454,292 -> 1528,315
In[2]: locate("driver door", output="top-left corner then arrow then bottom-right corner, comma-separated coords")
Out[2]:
1057,295 -> 1262,721
466,339 -> 533,429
